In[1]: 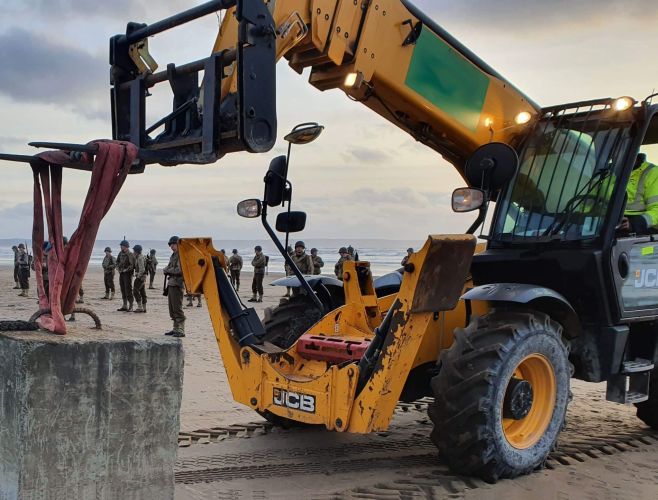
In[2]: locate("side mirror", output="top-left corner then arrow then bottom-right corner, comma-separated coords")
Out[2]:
452,188 -> 485,213
237,199 -> 262,218
264,155 -> 290,207
284,122 -> 324,145
276,211 -> 307,233
465,142 -> 518,193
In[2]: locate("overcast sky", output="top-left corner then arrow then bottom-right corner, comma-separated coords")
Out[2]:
0,0 -> 657,242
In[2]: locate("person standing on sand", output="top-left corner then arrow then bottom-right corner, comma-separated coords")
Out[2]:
249,245 -> 267,303
163,236 -> 186,338
101,247 -> 116,299
16,243 -> 30,297
401,248 -> 413,267
146,249 -> 158,289
132,244 -> 148,313
311,248 -> 324,275
334,247 -> 352,281
12,245 -> 20,289
229,249 -> 243,291
116,240 -> 136,312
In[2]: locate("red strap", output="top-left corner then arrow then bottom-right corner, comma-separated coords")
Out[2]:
31,141 -> 138,334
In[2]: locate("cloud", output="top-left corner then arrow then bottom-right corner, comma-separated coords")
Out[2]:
342,147 -> 391,164
2,0 -> 191,21
414,0 -> 657,32
0,28 -> 106,105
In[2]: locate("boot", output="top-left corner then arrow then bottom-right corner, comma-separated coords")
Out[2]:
142,303 -> 147,313
101,292 -> 109,300
248,294 -> 257,302
134,302 -> 143,313
18,289 -> 27,297
67,314 -> 76,322
186,297 -> 193,307
76,298 -> 84,304
110,291 -> 115,300
126,302 -> 133,312
257,295 -> 263,303
197,299 -> 202,308
117,301 -> 127,311
13,282 -> 20,289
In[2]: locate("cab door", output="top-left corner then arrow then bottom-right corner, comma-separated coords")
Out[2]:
611,236 -> 658,320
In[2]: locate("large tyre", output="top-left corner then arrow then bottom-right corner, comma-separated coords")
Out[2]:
261,294 -> 323,349
428,309 -> 570,483
635,368 -> 658,429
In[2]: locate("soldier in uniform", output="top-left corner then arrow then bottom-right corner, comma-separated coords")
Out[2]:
229,249 -> 243,290
132,244 -> 148,313
249,245 -> 267,302
101,247 -> 116,299
146,249 -> 158,289
116,239 -> 136,312
163,236 -> 186,337
334,247 -> 352,281
12,245 -> 19,289
185,290 -> 203,308
292,241 -> 314,275
401,248 -> 414,266
311,248 -> 324,275
220,249 -> 230,268
283,245 -> 294,297
16,243 -> 30,297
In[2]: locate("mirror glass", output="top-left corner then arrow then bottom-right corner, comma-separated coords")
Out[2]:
284,123 -> 324,145
452,188 -> 485,213
465,142 -> 518,192
237,199 -> 262,218
276,211 -> 307,233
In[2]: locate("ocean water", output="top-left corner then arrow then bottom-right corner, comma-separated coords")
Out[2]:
0,238 -> 423,276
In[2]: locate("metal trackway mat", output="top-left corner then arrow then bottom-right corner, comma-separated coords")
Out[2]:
174,383 -> 658,499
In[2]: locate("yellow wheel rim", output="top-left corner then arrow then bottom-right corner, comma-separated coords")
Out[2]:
502,354 -> 556,450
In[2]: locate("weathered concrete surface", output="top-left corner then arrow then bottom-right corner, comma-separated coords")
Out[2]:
0,326 -> 184,500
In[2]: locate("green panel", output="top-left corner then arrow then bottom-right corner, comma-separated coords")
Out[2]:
405,28 -> 490,132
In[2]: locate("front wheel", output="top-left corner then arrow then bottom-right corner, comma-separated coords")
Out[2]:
428,309 -> 570,483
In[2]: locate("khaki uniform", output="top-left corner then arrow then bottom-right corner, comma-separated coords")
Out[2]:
292,252 -> 314,275
13,248 -> 19,287
17,250 -> 30,291
164,251 -> 186,333
133,253 -> 148,308
102,254 -> 116,294
146,254 -> 158,289
251,253 -> 267,298
312,255 -> 324,275
401,255 -> 410,266
334,255 -> 353,280
229,254 -> 243,290
116,249 -> 136,306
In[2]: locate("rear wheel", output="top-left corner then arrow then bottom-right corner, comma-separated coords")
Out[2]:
428,309 -> 570,482
261,294 -> 324,349
635,368 -> 658,429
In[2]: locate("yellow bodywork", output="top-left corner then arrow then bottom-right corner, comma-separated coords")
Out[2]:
208,0 -> 537,170
179,234 -> 480,432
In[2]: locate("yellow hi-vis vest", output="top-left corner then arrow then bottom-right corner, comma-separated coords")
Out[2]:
625,161 -> 658,228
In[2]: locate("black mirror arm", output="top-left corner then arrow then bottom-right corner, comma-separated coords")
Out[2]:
260,204 -> 324,312
284,180 -> 292,252
466,195 -> 490,235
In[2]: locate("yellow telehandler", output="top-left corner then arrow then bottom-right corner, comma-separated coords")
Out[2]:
8,0 -> 656,483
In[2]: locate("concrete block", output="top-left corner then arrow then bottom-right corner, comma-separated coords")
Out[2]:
0,327 -> 184,500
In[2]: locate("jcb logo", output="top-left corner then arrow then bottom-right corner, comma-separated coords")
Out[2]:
273,388 -> 316,413
635,269 -> 658,288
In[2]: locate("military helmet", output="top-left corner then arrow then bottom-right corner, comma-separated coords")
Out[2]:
104,246 -> 112,252
255,245 -> 263,252
407,247 -> 414,253
18,243 -> 25,249
63,237 -> 69,245
339,247 -> 348,254
311,247 -> 318,254
286,245 -> 293,253
120,239 -> 129,247
295,240 -> 305,249
11,245 -> 17,250
168,236 -> 179,245
43,242 -> 52,252
232,249 -> 238,254
133,244 -> 143,253
150,249 -> 156,254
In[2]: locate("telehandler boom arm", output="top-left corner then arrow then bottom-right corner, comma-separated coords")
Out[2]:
111,0 -> 538,172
